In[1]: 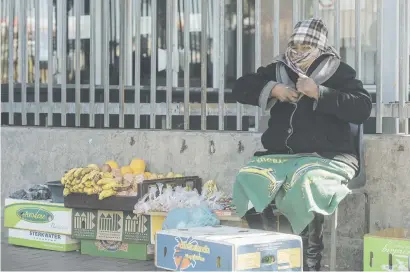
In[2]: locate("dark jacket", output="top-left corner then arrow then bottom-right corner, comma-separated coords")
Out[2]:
233,54 -> 372,168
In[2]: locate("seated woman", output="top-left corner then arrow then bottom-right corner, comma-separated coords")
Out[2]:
232,18 -> 371,271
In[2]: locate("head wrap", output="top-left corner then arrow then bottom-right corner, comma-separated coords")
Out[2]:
285,18 -> 340,74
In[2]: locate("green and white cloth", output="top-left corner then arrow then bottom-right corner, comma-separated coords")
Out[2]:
233,154 -> 355,234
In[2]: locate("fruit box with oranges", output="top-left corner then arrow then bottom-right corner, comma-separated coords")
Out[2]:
4,198 -> 73,235
155,226 -> 303,271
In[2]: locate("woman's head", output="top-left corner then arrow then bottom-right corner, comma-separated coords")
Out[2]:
288,18 -> 330,52
285,18 -> 339,74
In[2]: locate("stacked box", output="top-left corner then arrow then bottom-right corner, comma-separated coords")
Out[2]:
8,229 -> 80,251
364,228 -> 410,271
155,226 -> 303,271
81,240 -> 154,260
72,208 -> 165,260
4,198 -> 79,252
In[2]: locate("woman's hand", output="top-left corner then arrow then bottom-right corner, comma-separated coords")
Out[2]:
271,84 -> 299,103
296,73 -> 319,100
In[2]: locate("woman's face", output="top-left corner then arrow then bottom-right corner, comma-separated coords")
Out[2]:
290,43 -> 314,54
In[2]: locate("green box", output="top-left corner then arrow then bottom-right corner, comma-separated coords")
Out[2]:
72,209 -> 153,243
4,198 -> 73,235
80,240 -> 154,260
364,228 -> 410,271
8,228 -> 79,252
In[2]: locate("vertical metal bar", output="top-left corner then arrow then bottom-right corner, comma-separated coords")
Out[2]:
273,0 -> 280,56
61,0 -> 67,126
254,0 -> 261,131
313,0 -> 319,18
166,0 -> 173,129
119,0 -> 125,128
47,0 -> 53,127
334,0 -> 341,52
75,0 -> 81,126
292,0 -> 299,26
355,0 -> 362,79
218,0 -> 225,130
407,0 -> 410,134
201,0 -> 208,130
19,0 -> 27,125
236,0 -> 243,131
376,0 -> 383,133
89,0 -> 96,127
301,0 -> 306,20
330,207 -> 338,271
134,0 -> 141,128
183,0 -> 190,130
150,0 -> 157,129
8,0 -> 14,125
399,0 -> 409,134
34,0 -> 40,126
103,0 -> 109,127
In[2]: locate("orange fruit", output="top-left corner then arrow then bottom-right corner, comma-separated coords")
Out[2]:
130,159 -> 146,174
105,160 -> 119,169
120,166 -> 133,176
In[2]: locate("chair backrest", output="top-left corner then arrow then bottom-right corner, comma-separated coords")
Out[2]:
348,123 -> 366,189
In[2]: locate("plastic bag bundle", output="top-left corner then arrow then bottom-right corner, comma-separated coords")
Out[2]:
162,206 -> 220,230
9,184 -> 51,201
133,183 -> 223,214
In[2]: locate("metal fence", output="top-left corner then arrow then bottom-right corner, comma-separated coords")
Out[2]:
1,0 -> 409,133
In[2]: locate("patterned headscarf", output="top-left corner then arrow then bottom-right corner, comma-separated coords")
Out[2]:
285,18 -> 340,74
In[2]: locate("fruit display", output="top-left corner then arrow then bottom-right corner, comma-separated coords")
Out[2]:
61,159 -> 145,200
60,158 -> 189,200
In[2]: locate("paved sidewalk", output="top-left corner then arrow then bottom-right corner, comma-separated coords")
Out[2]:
1,230 -> 159,271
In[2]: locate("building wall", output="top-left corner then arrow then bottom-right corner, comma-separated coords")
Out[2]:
1,127 -> 410,270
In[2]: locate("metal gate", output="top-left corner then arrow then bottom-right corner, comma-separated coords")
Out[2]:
1,0 -> 409,133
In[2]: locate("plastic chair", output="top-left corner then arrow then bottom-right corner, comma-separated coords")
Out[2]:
329,123 -> 370,271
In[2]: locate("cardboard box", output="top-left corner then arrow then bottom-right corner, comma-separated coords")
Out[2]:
4,198 -> 73,235
364,228 -> 410,271
8,228 -> 79,252
72,209 -> 164,244
81,240 -> 154,260
155,226 -> 303,271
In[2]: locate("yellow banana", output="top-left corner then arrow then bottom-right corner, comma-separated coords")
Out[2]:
65,168 -> 77,177
74,168 -> 84,178
63,188 -> 71,196
97,178 -> 117,185
102,172 -> 114,179
87,164 -> 100,171
81,174 -> 90,184
98,189 -> 116,200
61,177 -> 66,185
81,168 -> 93,176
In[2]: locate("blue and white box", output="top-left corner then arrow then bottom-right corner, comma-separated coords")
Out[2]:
155,226 -> 302,271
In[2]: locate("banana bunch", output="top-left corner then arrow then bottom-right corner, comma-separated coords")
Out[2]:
61,164 -> 136,200
96,177 -> 131,200
61,166 -> 103,196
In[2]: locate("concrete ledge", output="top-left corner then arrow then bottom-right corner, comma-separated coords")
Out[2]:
2,127 -> 410,270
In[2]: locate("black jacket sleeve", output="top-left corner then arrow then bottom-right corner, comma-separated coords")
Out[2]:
232,63 -> 279,110
314,62 -> 372,124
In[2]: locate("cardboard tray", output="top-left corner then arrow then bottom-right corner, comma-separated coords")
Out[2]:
64,193 -> 138,211
64,176 -> 202,211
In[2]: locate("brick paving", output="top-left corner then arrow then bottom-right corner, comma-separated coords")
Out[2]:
1,230 -> 160,271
